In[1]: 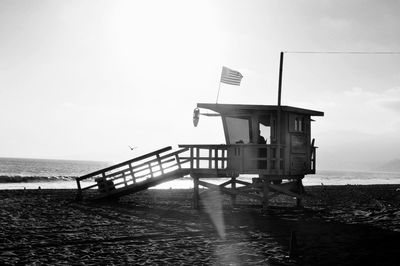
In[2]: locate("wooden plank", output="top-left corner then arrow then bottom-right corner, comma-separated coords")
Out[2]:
103,156 -> 177,184
179,156 -> 226,161
129,160 -> 185,181
235,180 -> 252,186
80,183 -> 99,191
92,151 -> 181,187
269,183 -> 302,198
94,169 -> 190,200
219,179 -> 232,187
198,180 -> 262,201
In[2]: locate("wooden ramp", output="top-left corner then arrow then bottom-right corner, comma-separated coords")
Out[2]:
76,147 -> 190,200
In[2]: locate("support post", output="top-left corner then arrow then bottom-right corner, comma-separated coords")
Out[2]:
289,231 -> 298,258
76,179 -> 82,201
262,181 -> 269,211
193,176 -> 200,209
230,176 -> 237,207
296,179 -> 304,208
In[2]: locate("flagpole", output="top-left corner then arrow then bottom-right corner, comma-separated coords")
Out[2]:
277,51 -> 284,148
216,81 -> 222,104
278,51 -> 284,107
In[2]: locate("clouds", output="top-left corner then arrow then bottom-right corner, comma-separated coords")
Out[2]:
374,88 -> 400,113
316,86 -> 400,133
1,0 -> 400,166
381,100 -> 400,113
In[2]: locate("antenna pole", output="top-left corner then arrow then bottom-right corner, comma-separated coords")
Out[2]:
278,51 -> 284,106
276,52 -> 284,148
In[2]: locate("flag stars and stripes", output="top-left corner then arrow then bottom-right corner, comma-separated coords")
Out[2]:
220,66 -> 243,86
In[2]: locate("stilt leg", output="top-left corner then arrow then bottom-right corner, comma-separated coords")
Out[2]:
262,181 -> 269,211
296,179 -> 304,208
193,177 -> 200,209
231,176 -> 237,207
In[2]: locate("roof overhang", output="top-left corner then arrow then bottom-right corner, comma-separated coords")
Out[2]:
197,103 -> 324,117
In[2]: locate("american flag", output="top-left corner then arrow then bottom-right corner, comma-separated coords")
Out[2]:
220,66 -> 243,86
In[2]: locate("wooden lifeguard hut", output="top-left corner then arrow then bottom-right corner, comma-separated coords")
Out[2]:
182,102 -> 324,208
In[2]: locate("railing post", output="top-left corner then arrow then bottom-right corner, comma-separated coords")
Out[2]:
122,172 -> 127,187
196,147 -> 200,168
214,148 -> 218,169
313,147 -> 316,173
102,173 -> 108,193
190,147 -> 194,169
208,148 -> 212,169
221,149 -> 225,169
175,154 -> 181,169
156,154 -> 164,174
148,163 -> 154,178
193,176 -> 200,209
129,163 -> 136,183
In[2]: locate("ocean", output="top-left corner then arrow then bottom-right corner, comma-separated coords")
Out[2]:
0,157 -> 109,189
0,157 -> 399,189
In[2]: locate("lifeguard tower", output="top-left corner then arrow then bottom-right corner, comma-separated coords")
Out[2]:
76,53 -> 324,208
75,102 -> 323,209
182,103 -> 324,208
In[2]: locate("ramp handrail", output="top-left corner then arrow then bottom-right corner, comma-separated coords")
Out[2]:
77,146 -> 172,182
76,146 -> 189,198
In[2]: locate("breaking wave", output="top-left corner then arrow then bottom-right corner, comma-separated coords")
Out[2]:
0,175 -> 77,183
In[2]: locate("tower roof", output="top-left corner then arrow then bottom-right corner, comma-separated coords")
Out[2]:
197,103 -> 324,116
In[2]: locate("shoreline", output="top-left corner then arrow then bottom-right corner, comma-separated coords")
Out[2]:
1,184 -> 399,265
1,177 -> 399,190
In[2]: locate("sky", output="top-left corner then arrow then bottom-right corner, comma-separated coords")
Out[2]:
1,0 -> 400,171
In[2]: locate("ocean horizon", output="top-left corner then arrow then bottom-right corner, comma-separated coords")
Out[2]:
0,157 -> 399,189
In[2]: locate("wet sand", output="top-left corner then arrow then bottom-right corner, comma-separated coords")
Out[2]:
1,185 -> 399,265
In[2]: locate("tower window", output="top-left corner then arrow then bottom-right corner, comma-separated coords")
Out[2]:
294,117 -> 304,132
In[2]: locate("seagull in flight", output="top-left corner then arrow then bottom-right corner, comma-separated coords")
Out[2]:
128,145 -> 138,150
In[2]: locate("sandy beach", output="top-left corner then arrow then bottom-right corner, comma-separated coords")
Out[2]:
1,184 -> 399,265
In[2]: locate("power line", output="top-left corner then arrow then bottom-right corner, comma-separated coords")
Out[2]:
284,51 -> 400,55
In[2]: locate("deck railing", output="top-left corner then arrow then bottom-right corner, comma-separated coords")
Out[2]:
76,146 -> 189,198
178,144 -> 285,175
178,144 -> 228,170
310,146 -> 316,174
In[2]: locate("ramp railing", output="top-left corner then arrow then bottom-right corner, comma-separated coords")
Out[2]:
76,146 -> 189,199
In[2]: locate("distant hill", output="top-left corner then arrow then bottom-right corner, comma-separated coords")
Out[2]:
376,159 -> 400,172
